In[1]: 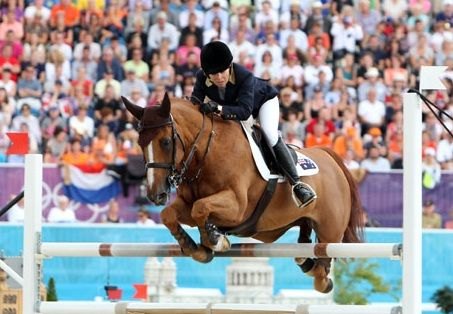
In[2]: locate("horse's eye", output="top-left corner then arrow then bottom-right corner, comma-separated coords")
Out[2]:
161,137 -> 172,148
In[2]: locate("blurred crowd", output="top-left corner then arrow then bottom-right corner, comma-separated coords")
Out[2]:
0,0 -> 451,175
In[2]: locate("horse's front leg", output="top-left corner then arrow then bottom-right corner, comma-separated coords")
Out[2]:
160,197 -> 214,263
192,189 -> 240,252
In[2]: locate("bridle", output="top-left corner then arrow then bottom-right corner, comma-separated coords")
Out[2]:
138,112 -> 215,189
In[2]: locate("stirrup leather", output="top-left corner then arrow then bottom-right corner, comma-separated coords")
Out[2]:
292,182 -> 317,208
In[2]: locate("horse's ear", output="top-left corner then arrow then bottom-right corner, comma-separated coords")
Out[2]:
121,96 -> 144,120
159,92 -> 171,117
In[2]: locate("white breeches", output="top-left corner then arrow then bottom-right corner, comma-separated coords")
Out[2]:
258,96 -> 280,147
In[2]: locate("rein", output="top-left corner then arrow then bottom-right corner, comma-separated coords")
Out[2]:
140,112 -> 215,189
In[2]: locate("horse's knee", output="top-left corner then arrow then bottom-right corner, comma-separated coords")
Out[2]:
160,206 -> 177,226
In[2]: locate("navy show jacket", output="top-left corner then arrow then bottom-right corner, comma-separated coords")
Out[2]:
192,63 -> 279,120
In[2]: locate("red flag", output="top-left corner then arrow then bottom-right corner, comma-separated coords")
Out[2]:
133,284 -> 148,300
6,132 -> 29,155
107,288 -> 122,300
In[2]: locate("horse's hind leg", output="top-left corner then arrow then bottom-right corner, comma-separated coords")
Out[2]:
295,220 -> 333,293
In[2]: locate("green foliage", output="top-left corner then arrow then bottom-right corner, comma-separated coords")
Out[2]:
432,286 -> 453,313
333,258 -> 400,304
46,277 -> 58,301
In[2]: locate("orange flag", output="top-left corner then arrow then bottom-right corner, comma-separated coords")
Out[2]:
6,132 -> 29,155
133,284 -> 148,299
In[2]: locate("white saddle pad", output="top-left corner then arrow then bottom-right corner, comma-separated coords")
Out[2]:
240,121 -> 319,182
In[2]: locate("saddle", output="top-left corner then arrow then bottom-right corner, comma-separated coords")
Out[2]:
240,119 -> 319,181
219,119 -> 318,237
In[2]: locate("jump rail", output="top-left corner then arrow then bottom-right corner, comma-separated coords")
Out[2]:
40,301 -> 402,314
40,242 -> 403,259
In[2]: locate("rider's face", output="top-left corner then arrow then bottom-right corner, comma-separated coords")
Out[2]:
208,67 -> 230,88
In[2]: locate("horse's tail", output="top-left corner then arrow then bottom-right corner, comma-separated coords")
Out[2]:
318,147 -> 364,243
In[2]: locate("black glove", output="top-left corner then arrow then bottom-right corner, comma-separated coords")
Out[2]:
200,101 -> 220,114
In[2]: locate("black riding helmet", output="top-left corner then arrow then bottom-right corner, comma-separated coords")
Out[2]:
200,41 -> 233,75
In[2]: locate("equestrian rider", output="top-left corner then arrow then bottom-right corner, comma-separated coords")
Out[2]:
192,41 -> 317,208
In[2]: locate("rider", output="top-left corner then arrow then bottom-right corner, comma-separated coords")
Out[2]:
192,41 -> 317,208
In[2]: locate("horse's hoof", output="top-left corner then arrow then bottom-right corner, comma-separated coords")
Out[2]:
322,278 -> 334,293
192,246 -> 214,264
212,234 -> 231,252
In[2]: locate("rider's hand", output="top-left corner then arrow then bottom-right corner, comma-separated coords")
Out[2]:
200,101 -> 220,114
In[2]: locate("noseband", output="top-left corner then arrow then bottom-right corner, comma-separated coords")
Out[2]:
139,113 -> 214,189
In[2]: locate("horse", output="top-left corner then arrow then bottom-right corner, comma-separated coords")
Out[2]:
122,93 -> 363,293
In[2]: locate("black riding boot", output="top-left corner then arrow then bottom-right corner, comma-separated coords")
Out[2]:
273,138 -> 317,208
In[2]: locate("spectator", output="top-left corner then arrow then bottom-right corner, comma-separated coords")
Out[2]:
22,31 -> 46,65
305,122 -> 333,148
24,0 -> 51,24
422,199 -> 442,229
94,70 -> 121,99
281,109 -> 306,145
147,11 -> 180,54
358,88 -> 386,136
41,105 -> 66,143
280,17 -> 308,51
150,53 -> 176,92
0,30 -> 23,60
203,1 -> 229,31
91,124 -> 117,165
436,130 -> 453,170
179,12 -> 204,48
73,31 -> 101,62
253,50 -> 280,86
0,44 -> 20,82
11,103 -> 41,146
136,207 -> 156,225
333,126 -> 365,160
360,144 -> 391,172
68,105 -> 94,143
203,16 -> 229,44
445,208 -> 453,229
330,9 -> 363,62
101,199 -> 124,223
60,138 -> 91,166
175,33 -> 201,67
93,85 -> 122,132
50,0 -> 80,28
149,0 -> 179,27
44,126 -> 68,163
305,2 -> 331,34
422,147 -> 442,190
357,67 -> 387,102
47,195 -> 77,223
254,0 -> 279,34
123,48 -> 149,82
125,1 -> 151,36
179,0 -> 204,29
7,195 -> 24,223
120,69 -> 149,99
17,65 -> 43,112
49,12 -> 74,46
0,68 -> 16,98
0,9 -> 24,41
97,47 -> 124,82
71,45 -> 98,82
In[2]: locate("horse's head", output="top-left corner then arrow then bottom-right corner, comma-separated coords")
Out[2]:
122,93 -> 177,205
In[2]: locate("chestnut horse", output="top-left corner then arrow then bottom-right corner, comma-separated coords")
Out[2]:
123,93 -> 363,293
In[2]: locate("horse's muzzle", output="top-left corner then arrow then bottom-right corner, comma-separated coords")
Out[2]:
149,192 -> 169,205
